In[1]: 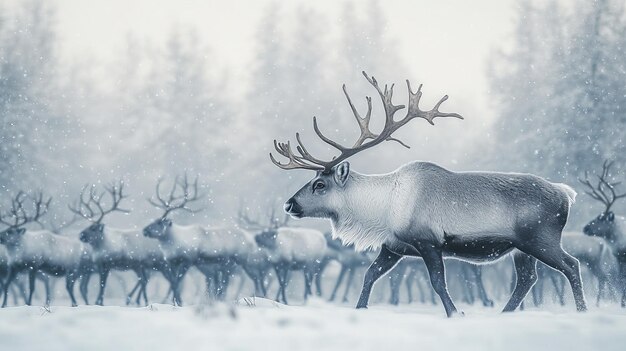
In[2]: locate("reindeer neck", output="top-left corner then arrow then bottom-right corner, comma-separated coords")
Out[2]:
608,218 -> 626,250
159,226 -> 176,244
330,172 -> 396,251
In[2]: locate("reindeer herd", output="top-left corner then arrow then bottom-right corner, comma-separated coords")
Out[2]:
0,176 -> 369,307
0,163 -> 625,311
1,73 -> 625,317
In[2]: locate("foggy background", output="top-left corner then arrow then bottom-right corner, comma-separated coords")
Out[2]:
0,0 -> 624,233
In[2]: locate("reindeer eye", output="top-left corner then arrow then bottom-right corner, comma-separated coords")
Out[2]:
314,181 -> 326,190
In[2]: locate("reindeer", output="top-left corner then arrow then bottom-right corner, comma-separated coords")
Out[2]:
580,160 -> 626,307
143,175 -> 255,303
0,192 -> 92,307
0,243 -> 52,305
244,210 -> 327,304
237,207 -> 277,298
70,182 -> 168,306
270,72 -> 587,316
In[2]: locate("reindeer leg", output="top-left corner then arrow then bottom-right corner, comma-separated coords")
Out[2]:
2,269 -> 18,307
417,246 -> 459,317
273,266 -> 282,302
260,269 -> 269,297
13,278 -> 27,305
282,268 -> 291,304
220,266 -> 232,301
140,270 -> 150,305
66,273 -> 78,307
503,251 -> 538,312
342,268 -> 356,303
126,281 -> 141,305
79,272 -> 91,305
42,275 -> 51,306
235,271 -> 246,299
95,268 -> 109,306
27,270 -> 36,306
389,268 -> 402,306
473,265 -> 493,307
329,266 -> 347,302
414,272 -> 426,304
460,265 -> 474,304
405,268 -> 416,304
314,263 -> 324,297
596,278 -> 605,307
356,245 -> 402,309
303,270 -> 311,302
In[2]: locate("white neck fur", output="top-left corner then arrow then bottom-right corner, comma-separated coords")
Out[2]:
330,172 -> 396,252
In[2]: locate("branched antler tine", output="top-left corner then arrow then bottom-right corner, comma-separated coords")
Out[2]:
238,205 -> 266,230
270,139 -> 325,171
12,192 -> 29,227
342,85 -> 376,147
362,71 -> 404,124
601,160 -> 612,180
405,80 -> 463,125
597,168 -> 626,211
362,71 -> 384,99
0,191 -> 50,228
28,191 -> 51,223
148,178 -> 167,209
578,172 -> 609,205
153,175 -> 205,217
386,137 -> 411,148
0,213 -> 13,227
295,133 -> 326,165
168,175 -> 179,204
313,117 -> 348,152
69,184 -> 96,221
103,181 -> 130,215
580,161 -> 626,213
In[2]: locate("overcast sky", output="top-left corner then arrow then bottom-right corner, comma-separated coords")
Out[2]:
4,0 -> 518,125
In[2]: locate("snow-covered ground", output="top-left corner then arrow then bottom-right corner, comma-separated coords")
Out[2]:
1,298 -> 625,351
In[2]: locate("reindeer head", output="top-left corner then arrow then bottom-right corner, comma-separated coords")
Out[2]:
69,181 -> 129,245
239,205 -> 287,250
580,161 -> 625,242
270,72 -> 463,219
0,191 -> 51,246
143,174 -> 203,240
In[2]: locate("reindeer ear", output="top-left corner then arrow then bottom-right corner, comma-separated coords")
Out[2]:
608,212 -> 615,221
333,162 -> 350,187
18,228 -> 26,235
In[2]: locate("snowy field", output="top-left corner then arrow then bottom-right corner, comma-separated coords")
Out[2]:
1,299 -> 625,351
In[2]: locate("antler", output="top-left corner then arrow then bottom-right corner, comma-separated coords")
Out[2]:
46,214 -> 80,234
148,174 -> 204,219
579,160 -> 626,213
238,205 -> 265,230
29,191 -> 52,224
0,191 -> 51,228
270,71 -> 463,172
238,202 -> 288,230
69,181 -> 130,223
